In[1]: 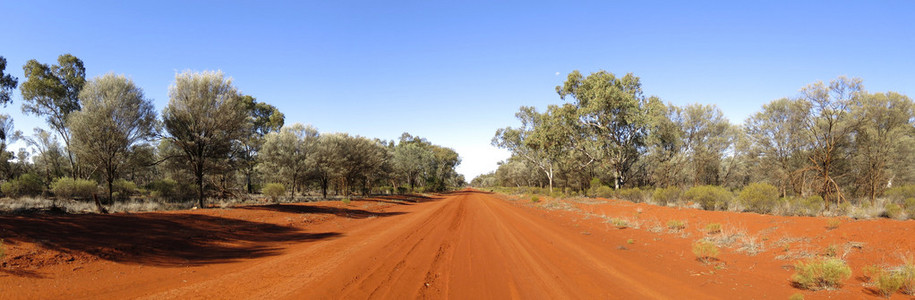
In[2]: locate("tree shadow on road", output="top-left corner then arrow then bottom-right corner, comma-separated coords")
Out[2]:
0,213 -> 339,268
238,204 -> 405,219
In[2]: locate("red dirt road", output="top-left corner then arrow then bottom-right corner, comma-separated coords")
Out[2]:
2,190 -> 717,299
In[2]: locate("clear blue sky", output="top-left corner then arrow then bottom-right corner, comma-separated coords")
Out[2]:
2,1 -> 913,180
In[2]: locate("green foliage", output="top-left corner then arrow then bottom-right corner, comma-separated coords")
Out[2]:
652,186 -> 681,206
873,268 -> 905,297
1,173 -> 44,198
791,258 -> 851,290
885,203 -> 904,219
906,198 -> 915,220
146,178 -> 194,202
738,182 -> 780,213
616,187 -> 649,203
262,183 -> 285,202
684,185 -> 733,210
50,177 -> 97,199
595,185 -> 614,198
530,195 -> 540,203
0,239 -> 5,259
0,56 -> 18,107
788,293 -> 804,300
886,185 -> 915,202
610,218 -> 628,229
692,239 -> 719,263
588,177 -> 601,196
788,195 -> 825,216
341,198 -> 351,205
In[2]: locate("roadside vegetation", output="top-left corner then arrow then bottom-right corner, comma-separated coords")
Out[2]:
475,70 -> 915,220
0,54 -> 464,213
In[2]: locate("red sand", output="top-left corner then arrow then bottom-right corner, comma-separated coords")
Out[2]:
1,190 -> 912,299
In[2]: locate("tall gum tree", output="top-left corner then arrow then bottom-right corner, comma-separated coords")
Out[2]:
19,54 -> 86,177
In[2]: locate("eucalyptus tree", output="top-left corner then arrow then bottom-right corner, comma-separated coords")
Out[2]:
800,76 -> 863,207
679,104 -> 735,186
556,70 -> 659,189
744,98 -> 812,196
238,95 -> 284,193
69,73 -> 156,203
850,92 -> 915,202
259,123 -> 317,196
19,54 -> 86,177
1,55 -> 18,109
24,128 -> 68,186
393,137 -> 434,192
311,133 -> 344,198
492,106 -> 567,193
162,71 -> 247,208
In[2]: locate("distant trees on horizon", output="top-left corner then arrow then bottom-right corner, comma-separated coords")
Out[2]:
0,54 -> 465,211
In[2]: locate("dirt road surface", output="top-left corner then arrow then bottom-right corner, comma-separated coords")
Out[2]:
11,189 -> 904,299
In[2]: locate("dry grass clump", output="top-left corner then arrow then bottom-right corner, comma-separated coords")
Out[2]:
869,259 -> 915,297
791,257 -> 851,290
825,218 -> 841,230
666,219 -> 687,232
692,239 -> 720,263
705,223 -> 722,234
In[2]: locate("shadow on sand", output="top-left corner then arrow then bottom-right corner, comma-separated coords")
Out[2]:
0,212 -> 339,268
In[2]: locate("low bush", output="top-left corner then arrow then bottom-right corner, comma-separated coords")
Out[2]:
667,219 -> 687,231
738,182 -> 780,214
789,195 -> 825,216
147,178 -> 195,202
595,185 -> 614,199
905,198 -> 915,219
51,177 -> 98,199
873,268 -> 905,297
692,239 -> 720,263
0,174 -> 44,198
705,223 -> 722,234
112,179 -> 138,199
262,183 -> 285,202
610,218 -> 629,229
684,185 -> 733,210
341,198 -> 351,205
652,186 -> 681,206
616,187 -> 650,203
791,257 -> 851,290
789,293 -> 804,300
885,203 -> 904,219
886,185 -> 915,203
530,195 -> 540,203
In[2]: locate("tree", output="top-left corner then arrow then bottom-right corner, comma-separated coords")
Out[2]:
162,71 -> 247,208
850,92 -> 914,202
801,76 -> 863,207
69,73 -> 156,204
259,123 -> 316,197
0,56 -> 18,108
556,70 -> 658,189
745,98 -> 812,197
393,136 -> 434,192
19,54 -> 86,177
238,95 -> 284,193
679,104 -> 735,186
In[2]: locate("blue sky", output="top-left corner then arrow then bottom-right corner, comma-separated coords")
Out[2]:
1,1 -> 913,180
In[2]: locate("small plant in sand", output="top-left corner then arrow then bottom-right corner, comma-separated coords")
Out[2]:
791,257 -> 851,290
705,223 -> 722,234
610,218 -> 629,229
825,218 -> 841,230
627,239 -> 635,244
692,239 -> 719,263
872,267 -> 905,298
0,239 -> 5,259
788,293 -> 804,300
885,203 -> 903,219
261,183 -> 285,202
667,219 -> 687,231
341,198 -> 351,205
531,195 -> 540,203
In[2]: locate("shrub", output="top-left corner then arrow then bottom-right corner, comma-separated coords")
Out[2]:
901,260 -> 915,295
738,183 -> 780,214
530,195 -> 540,203
905,198 -> 915,219
873,268 -> 905,297
102,179 -> 138,200
825,218 -> 841,230
610,218 -> 628,229
791,257 -> 851,290
793,195 -> 825,216
885,203 -> 904,219
147,178 -> 195,202
886,185 -> 915,202
341,198 -> 351,205
667,219 -> 687,231
262,183 -> 285,202
0,174 -> 44,198
789,293 -> 804,300
705,223 -> 722,234
617,187 -> 649,203
692,239 -> 719,263
588,177 -> 601,196
51,177 -> 98,199
0,239 -> 5,259
684,185 -> 733,210
652,186 -> 682,206
595,185 -> 614,198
